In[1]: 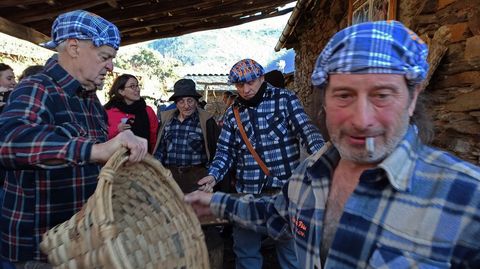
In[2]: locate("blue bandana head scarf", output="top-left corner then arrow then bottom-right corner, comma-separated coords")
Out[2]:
311,20 -> 429,88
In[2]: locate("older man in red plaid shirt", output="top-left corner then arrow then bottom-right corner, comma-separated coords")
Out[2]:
0,10 -> 147,267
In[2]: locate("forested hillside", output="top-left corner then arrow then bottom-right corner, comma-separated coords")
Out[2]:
0,16 -> 289,104
148,27 -> 288,74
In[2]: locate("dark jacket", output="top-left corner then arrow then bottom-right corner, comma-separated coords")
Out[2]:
153,108 -> 220,163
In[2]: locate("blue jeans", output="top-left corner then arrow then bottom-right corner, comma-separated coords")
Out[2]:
232,225 -> 298,269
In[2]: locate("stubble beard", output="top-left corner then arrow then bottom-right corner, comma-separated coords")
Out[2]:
330,112 -> 411,165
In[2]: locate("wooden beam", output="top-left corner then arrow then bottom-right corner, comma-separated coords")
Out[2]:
0,0 -> 295,46
10,0 -> 108,23
119,0 -> 292,33
0,16 -> 49,45
0,0 -> 46,8
122,8 -> 292,45
105,0 -> 118,8
9,0 -> 291,38
97,0 -> 227,25
100,0 -> 291,25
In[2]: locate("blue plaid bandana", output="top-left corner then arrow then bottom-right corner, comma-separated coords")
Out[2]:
41,10 -> 121,50
228,59 -> 265,84
311,20 -> 429,88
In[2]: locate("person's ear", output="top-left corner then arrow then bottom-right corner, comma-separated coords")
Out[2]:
65,39 -> 80,58
408,85 -> 422,117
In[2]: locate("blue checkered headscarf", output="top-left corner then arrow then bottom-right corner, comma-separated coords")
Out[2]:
41,10 -> 121,50
228,59 -> 265,84
311,20 -> 429,88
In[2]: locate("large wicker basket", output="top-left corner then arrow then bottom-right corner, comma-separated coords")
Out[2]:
40,148 -> 210,269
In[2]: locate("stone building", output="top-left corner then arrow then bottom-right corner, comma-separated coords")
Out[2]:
276,0 -> 480,165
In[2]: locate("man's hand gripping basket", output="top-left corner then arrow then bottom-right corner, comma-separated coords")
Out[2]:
40,148 -> 210,268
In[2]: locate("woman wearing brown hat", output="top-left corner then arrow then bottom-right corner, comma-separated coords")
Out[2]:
104,74 -> 159,153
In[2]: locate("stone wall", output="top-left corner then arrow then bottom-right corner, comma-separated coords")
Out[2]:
411,0 -> 480,164
290,0 -> 480,165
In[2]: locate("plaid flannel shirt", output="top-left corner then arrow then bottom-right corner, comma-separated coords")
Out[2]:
0,56 -> 107,261
211,126 -> 480,268
209,85 -> 324,193
155,111 -> 207,166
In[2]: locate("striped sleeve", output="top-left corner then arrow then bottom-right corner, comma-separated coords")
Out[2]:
0,80 -> 94,169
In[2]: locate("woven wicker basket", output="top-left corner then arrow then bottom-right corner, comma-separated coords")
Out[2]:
40,148 -> 210,269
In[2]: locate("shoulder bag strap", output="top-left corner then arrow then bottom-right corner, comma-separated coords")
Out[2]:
233,106 -> 271,176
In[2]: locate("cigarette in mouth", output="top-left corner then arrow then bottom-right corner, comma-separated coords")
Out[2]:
366,137 -> 375,157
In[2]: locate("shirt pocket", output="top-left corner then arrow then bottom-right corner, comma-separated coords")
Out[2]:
368,245 -> 451,269
188,132 -> 204,153
265,113 -> 287,141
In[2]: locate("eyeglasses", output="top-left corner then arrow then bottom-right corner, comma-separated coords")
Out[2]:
125,84 -> 140,90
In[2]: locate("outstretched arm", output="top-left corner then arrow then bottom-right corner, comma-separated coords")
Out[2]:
185,185 -> 293,241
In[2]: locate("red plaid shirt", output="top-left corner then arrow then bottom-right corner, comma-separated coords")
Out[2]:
0,56 -> 107,261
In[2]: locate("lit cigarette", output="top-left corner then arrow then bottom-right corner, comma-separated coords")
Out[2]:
366,137 -> 375,157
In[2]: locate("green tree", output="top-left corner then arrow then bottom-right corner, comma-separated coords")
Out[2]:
112,47 -> 182,106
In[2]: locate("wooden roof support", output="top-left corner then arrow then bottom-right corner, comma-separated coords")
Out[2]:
96,0 -> 210,24
10,0 -> 111,24
274,0 -> 314,51
0,0 -> 47,8
122,7 -> 292,45
0,0 -> 296,45
0,16 -> 49,45
120,0 -> 292,33
105,0 -> 118,8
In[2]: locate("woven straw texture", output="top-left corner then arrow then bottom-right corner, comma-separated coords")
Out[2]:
40,148 -> 210,269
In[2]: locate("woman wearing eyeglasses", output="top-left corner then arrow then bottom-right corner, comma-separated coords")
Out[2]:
104,74 -> 158,153
0,63 -> 17,112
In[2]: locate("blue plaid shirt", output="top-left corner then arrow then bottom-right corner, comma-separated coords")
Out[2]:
155,111 -> 208,166
209,85 -> 324,193
0,56 -> 107,261
211,126 -> 480,268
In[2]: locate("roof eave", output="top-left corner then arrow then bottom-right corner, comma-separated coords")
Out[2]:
275,0 -> 329,51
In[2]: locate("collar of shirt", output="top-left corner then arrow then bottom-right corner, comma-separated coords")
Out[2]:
234,84 -> 275,110
378,125 -> 420,192
44,55 -> 85,98
307,125 -> 419,192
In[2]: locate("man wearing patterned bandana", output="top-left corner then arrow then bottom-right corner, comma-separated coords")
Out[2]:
197,58 -> 324,269
0,10 -> 148,266
187,21 -> 480,269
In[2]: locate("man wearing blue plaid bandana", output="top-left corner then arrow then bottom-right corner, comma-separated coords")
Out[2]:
0,10 -> 148,266
197,58 -> 324,269
187,21 -> 480,269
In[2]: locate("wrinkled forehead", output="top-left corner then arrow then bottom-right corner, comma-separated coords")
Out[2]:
177,96 -> 197,103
